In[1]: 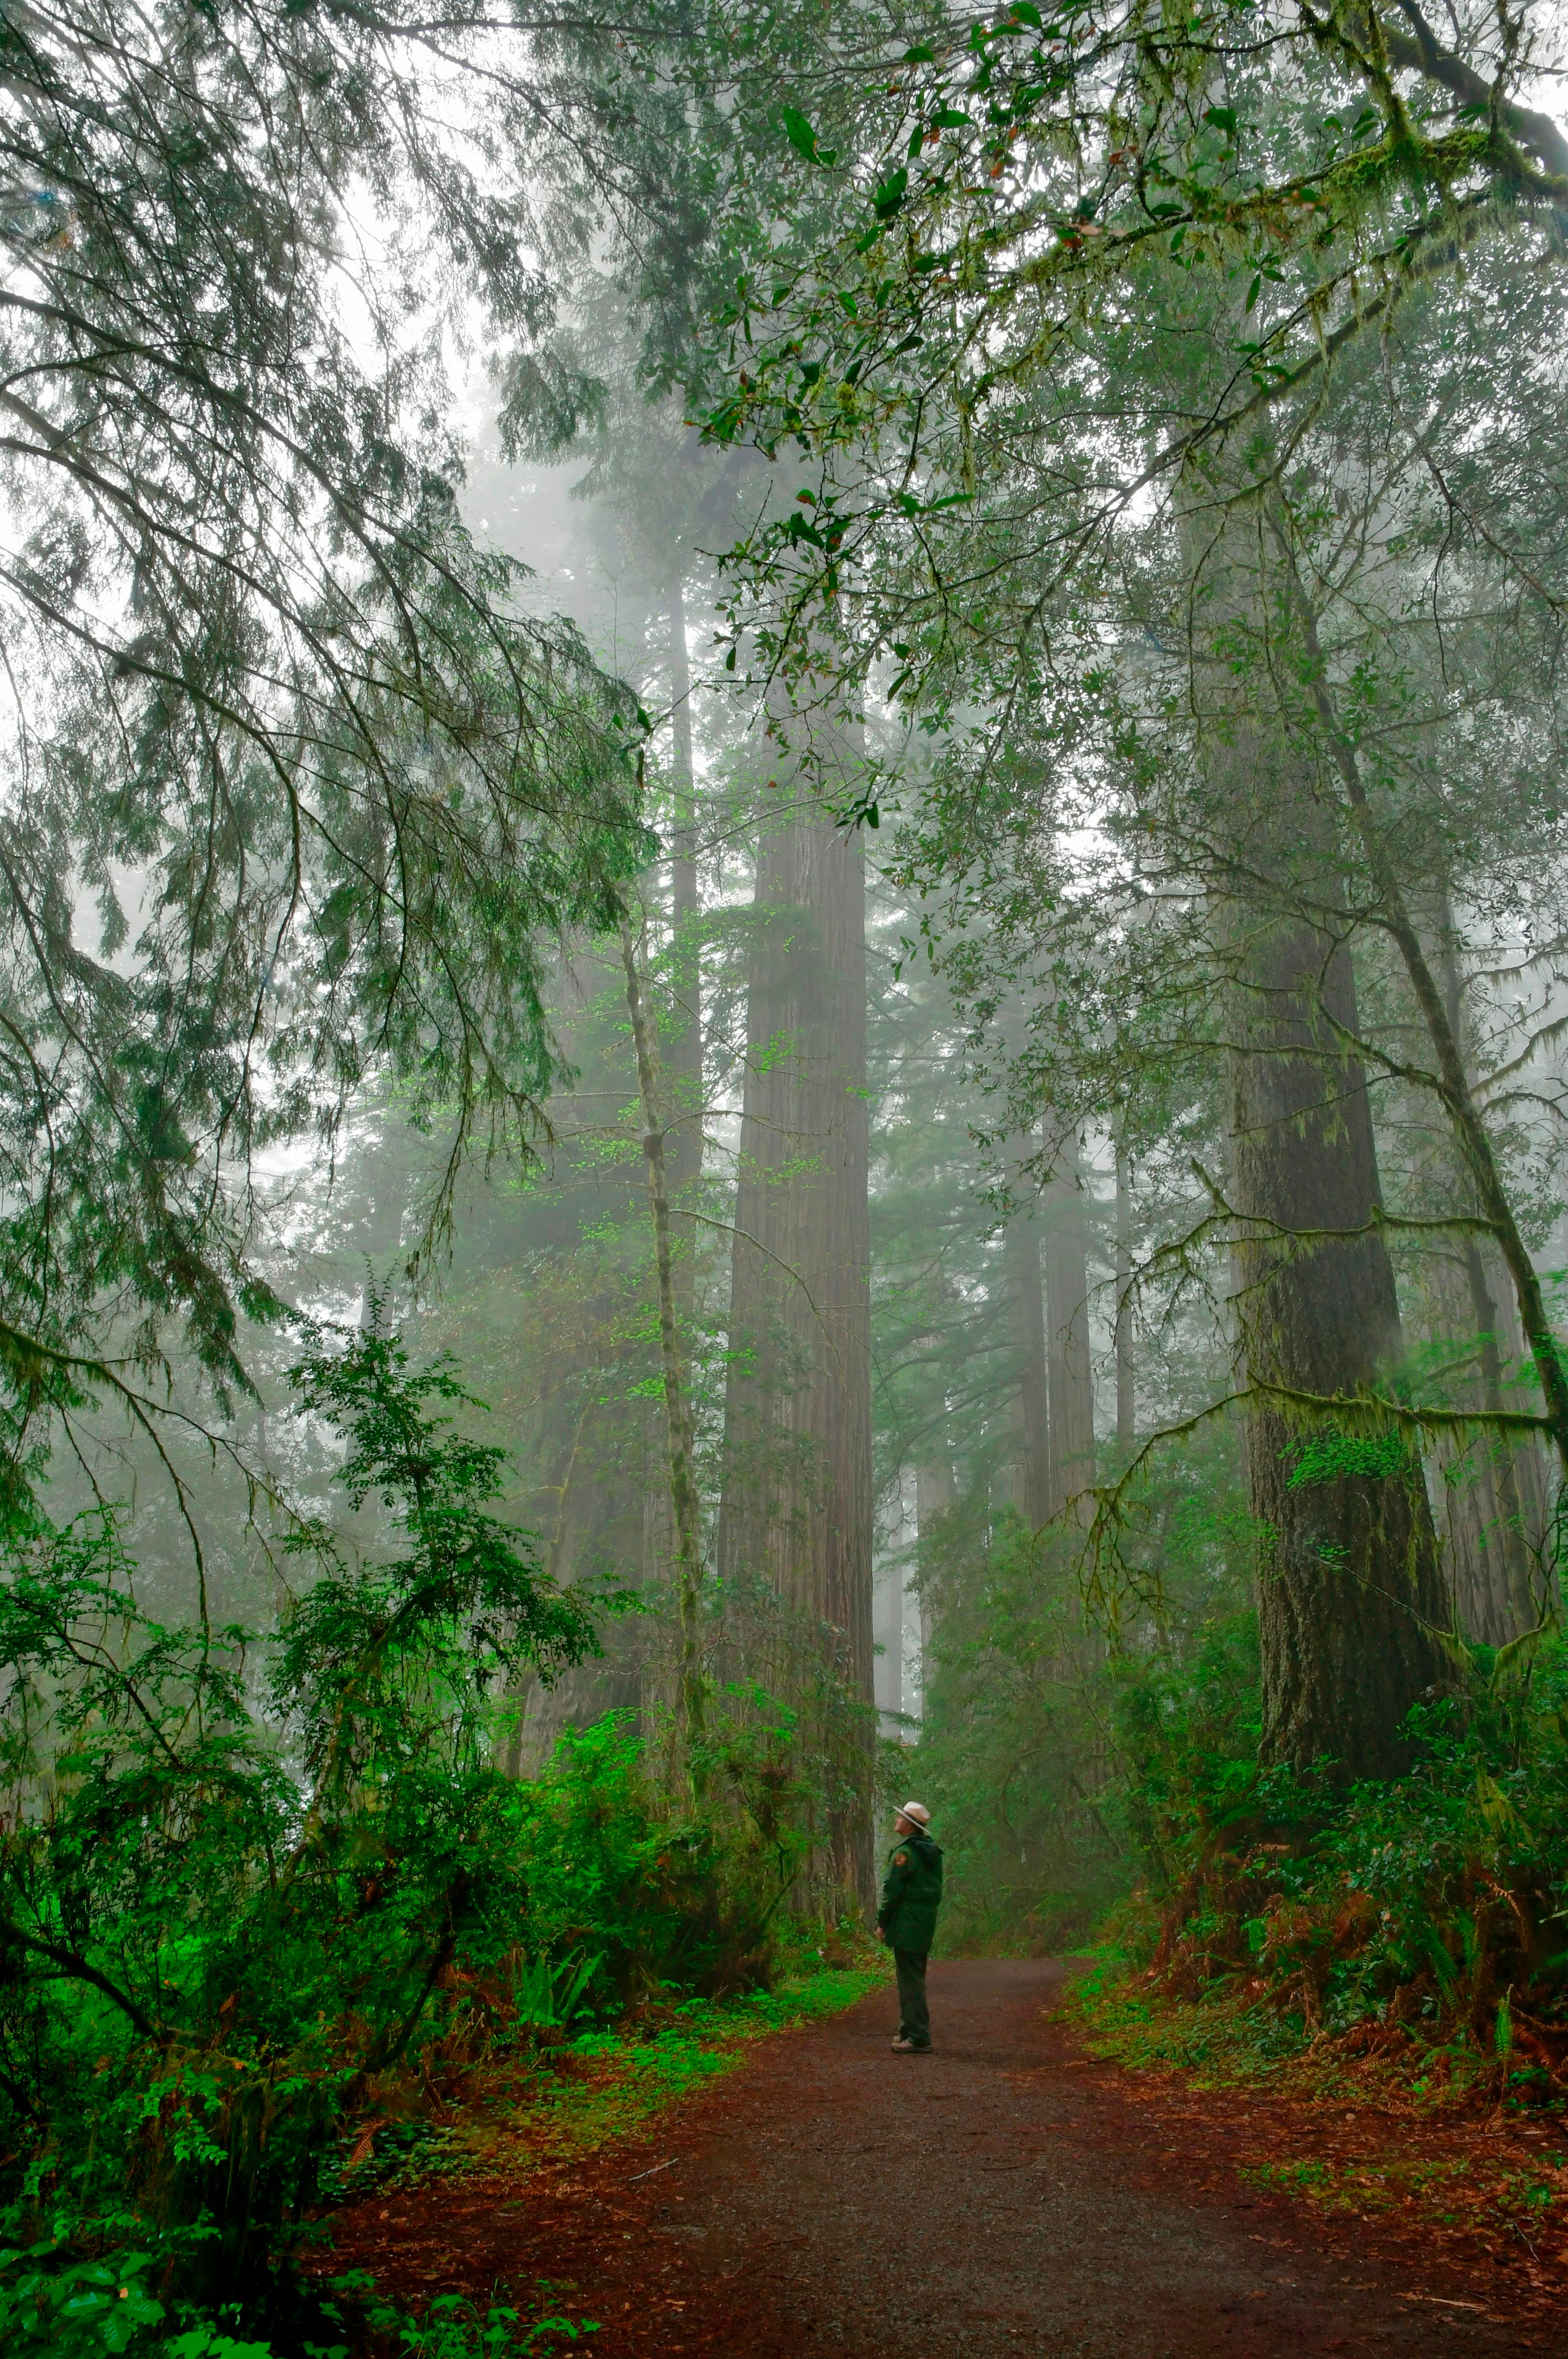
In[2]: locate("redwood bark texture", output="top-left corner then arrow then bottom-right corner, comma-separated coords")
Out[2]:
1185,457 -> 1451,1781
717,801 -> 874,1896
1229,917 -> 1451,1780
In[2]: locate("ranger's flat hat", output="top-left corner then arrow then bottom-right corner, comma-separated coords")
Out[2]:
896,1801 -> 931,1826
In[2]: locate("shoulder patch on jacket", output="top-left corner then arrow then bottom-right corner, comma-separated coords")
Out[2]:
894,1850 -> 907,1866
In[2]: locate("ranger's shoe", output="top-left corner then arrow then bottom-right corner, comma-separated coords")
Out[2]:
891,2037 -> 927,2052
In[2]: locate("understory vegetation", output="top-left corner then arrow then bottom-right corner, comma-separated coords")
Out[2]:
1072,1614 -> 1568,2108
0,1335 -> 854,2356
8,0 -> 1568,2343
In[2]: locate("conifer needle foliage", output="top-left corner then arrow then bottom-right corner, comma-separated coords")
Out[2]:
0,0 -> 653,1490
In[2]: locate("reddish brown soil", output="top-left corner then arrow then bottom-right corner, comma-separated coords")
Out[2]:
322,1959 -> 1563,2356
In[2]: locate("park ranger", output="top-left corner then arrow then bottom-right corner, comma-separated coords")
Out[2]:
877,1800 -> 943,2054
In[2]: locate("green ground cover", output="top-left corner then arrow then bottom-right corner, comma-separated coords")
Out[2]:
355,1959 -> 888,2189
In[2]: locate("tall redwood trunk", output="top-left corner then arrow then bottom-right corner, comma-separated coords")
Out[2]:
1229,915 -> 1452,1776
717,798 -> 874,1896
1183,456 -> 1451,1781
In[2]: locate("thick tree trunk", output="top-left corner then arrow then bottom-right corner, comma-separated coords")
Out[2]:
1229,913 -> 1452,1777
1183,461 -> 1452,1782
717,797 -> 874,1897
1422,1236 -> 1528,1648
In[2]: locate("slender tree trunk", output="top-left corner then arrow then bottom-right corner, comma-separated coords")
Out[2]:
876,1549 -> 903,1720
1115,1143 -> 1135,1448
914,1454 -> 954,1712
1007,1204 -> 1053,1526
665,573 -> 703,1245
716,793 -> 874,1897
1044,1146 -> 1096,1521
622,927 -> 706,1771
1182,467 -> 1451,1781
1432,918 -> 1540,1639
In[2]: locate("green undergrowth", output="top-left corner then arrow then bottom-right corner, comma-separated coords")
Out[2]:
0,1328 -> 887,2356
1062,1925 -> 1568,2256
1061,1914 -> 1316,2090
1065,1611 -> 1568,2118
1236,2150 -> 1565,2223
353,1955 -> 889,2190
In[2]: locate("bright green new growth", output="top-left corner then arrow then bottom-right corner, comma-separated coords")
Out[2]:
1285,1431 -> 1413,1490
0,1329 -> 821,2351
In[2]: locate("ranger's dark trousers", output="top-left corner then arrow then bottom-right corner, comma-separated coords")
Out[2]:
894,1947 -> 931,2048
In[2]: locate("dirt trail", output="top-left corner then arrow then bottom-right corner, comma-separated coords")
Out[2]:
333,1959 -> 1552,2355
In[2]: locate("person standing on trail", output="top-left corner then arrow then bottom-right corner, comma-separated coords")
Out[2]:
877,1801 -> 943,2054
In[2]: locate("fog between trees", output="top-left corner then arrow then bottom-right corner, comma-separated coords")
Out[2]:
5,0 -> 1568,1987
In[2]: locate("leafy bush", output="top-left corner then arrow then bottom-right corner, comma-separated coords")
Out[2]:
1113,1612 -> 1568,2100
0,1327 -> 812,2349
516,1698 -> 811,2005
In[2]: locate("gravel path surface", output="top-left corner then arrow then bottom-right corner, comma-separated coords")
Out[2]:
333,1958 -> 1548,2355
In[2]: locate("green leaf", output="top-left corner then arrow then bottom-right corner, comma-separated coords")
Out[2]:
782,108 -> 823,167
1204,105 -> 1238,138
873,167 -> 909,221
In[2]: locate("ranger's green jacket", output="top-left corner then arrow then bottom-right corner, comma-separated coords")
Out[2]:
877,1829 -> 943,1953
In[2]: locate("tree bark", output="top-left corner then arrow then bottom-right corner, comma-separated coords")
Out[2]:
1229,912 -> 1452,1776
665,572 -> 703,1235
1439,920 -> 1542,1627
913,1453 -> 955,1712
1115,1143 -> 1135,1448
716,795 -> 874,1896
1183,466 -> 1452,1781
1044,1147 -> 1096,1521
1006,1205 -> 1053,1526
622,927 -> 706,1771
875,1547 -> 903,1720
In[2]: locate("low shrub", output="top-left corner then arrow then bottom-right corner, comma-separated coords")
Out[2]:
1112,1612 -> 1568,2102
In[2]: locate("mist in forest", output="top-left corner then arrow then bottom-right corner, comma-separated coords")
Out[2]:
5,5 -> 1568,2342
